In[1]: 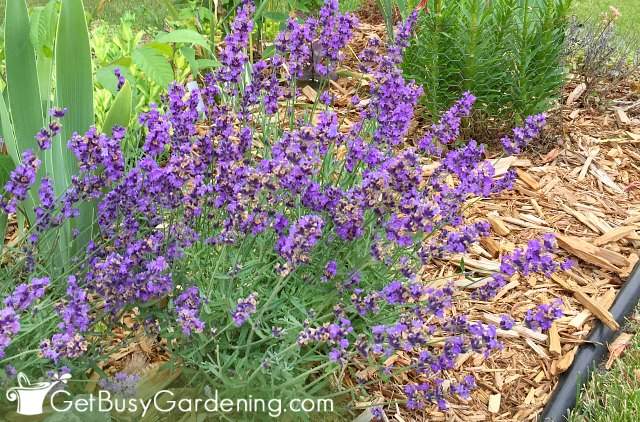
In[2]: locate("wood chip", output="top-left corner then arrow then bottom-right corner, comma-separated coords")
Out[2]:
549,323 -> 562,357
301,85 -> 318,102
487,214 -> 511,236
614,108 -> 631,125
488,394 -> 501,414
556,234 -> 632,277
593,226 -> 639,246
551,274 -> 619,330
516,169 -> 540,190
556,347 -> 577,373
566,83 -> 586,105
605,333 -> 634,369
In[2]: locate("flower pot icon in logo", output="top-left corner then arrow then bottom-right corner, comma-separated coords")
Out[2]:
6,372 -> 71,416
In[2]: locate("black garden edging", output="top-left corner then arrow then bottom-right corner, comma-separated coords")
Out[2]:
540,262 -> 640,421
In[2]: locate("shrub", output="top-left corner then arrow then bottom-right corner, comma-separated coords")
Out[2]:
565,7 -> 640,101
403,0 -> 571,133
0,0 -> 570,417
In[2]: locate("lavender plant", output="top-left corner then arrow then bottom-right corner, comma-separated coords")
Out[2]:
565,8 -> 640,101
0,0 -> 570,416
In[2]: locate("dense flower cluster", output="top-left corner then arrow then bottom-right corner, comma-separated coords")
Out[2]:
231,293 -> 258,327
0,0 -> 572,413
174,287 -> 205,335
41,276 -> 91,362
525,299 -> 564,332
0,277 -> 49,358
501,114 -> 547,155
0,150 -> 40,213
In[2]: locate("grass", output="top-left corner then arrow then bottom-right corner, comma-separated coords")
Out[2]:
572,0 -> 640,35
569,311 -> 640,421
0,0 -> 170,30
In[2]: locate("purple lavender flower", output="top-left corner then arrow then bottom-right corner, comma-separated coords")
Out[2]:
3,277 -> 49,312
501,113 -> 547,154
1,149 -> 40,213
451,375 -> 476,400
217,1 -> 255,85
49,107 -> 68,118
525,299 -> 564,332
231,292 -> 258,327
0,308 -> 20,359
276,215 -> 324,271
174,287 -> 205,335
99,372 -> 140,397
419,92 -> 475,149
323,260 -> 337,281
114,68 -> 125,91
499,314 -> 515,330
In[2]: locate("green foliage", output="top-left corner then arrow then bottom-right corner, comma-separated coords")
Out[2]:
102,80 -> 133,136
403,0 -> 571,130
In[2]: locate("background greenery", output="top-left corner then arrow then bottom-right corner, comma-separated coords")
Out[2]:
572,0 -> 640,34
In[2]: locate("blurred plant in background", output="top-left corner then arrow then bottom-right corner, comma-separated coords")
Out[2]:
403,0 -> 571,136
565,6 -> 640,103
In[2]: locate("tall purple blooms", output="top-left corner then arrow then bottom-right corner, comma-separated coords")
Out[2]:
217,1 -> 254,85
3,277 -> 49,311
1,150 -> 40,213
525,299 -> 564,331
276,215 -> 324,273
174,287 -> 205,335
231,293 -> 258,327
419,92 -> 476,152
501,113 -> 547,154
40,276 -> 91,362
315,0 -> 358,76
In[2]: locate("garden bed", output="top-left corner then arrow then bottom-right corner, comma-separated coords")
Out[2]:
2,6 -> 639,420
305,23 -> 640,420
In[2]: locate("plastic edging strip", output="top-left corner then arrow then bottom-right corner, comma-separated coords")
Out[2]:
540,263 -> 640,421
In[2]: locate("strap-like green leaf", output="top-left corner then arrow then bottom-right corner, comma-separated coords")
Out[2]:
155,29 -> 211,51
4,0 -> 44,158
132,47 -> 175,88
102,81 -> 133,136
56,0 -> 95,255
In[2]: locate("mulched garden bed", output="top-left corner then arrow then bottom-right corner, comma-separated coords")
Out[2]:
335,23 -> 640,421
5,19 -> 637,422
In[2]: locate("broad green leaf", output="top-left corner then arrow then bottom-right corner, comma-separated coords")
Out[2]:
35,0 -> 59,101
4,0 -> 41,224
145,41 -> 174,57
56,0 -> 94,182
56,0 -> 95,255
96,65 -> 133,94
29,7 -> 43,50
102,81 -> 132,136
155,29 -> 211,51
195,58 -> 221,70
132,47 -> 174,88
5,0 -> 44,157
0,90 -> 18,166
180,46 -> 199,78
